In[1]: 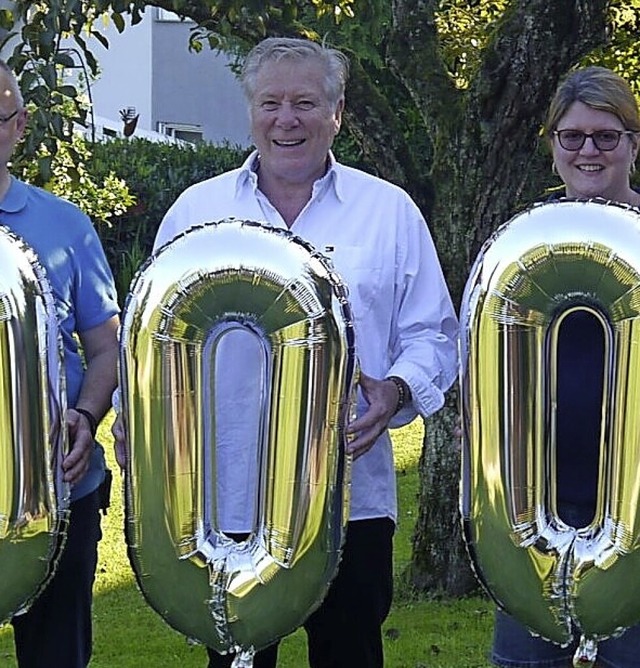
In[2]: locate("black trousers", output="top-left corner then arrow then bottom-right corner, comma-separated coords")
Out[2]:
207,517 -> 395,668
12,490 -> 102,668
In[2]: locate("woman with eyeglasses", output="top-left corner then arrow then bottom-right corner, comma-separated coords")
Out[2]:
547,66 -> 640,206
490,66 -> 640,668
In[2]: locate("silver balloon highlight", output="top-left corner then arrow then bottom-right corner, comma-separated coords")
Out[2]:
460,199 -> 640,662
0,225 -> 69,622
119,219 -> 356,656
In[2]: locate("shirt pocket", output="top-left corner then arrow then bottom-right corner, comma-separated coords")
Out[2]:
320,244 -> 384,314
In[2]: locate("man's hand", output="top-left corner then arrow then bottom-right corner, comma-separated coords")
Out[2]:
111,413 -> 127,471
346,372 -> 398,460
63,408 -> 94,484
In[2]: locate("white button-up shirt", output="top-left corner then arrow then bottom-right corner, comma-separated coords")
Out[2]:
155,151 -> 459,531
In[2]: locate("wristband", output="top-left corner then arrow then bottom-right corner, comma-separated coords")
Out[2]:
75,407 -> 98,438
387,376 -> 411,414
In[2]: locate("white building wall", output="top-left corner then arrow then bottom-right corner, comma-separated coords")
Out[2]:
152,14 -> 251,147
86,13 -> 154,134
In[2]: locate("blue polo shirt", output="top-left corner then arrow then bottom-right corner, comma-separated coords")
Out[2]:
0,177 -> 119,501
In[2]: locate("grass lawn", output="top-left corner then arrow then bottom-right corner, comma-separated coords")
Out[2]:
0,415 -> 495,667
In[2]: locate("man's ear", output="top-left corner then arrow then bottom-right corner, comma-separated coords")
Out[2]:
334,97 -> 345,133
15,108 -> 28,138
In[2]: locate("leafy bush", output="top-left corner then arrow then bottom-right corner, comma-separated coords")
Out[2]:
15,132 -> 136,228
87,138 -> 250,303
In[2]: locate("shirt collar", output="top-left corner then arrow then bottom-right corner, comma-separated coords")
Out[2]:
317,152 -> 343,202
235,151 -> 260,195
235,150 -> 343,202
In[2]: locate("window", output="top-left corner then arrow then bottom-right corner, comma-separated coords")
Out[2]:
156,8 -> 190,22
157,122 -> 204,144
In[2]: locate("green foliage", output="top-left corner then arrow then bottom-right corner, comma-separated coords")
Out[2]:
333,124 -> 377,170
433,0 -> 640,94
86,138 -> 250,302
435,0 -> 509,89
111,235 -> 148,311
300,0 -> 391,67
6,1 -> 96,182
14,131 -> 135,227
586,0 -> 640,96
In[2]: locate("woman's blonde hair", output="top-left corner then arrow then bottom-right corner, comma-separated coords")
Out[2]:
544,66 -> 640,138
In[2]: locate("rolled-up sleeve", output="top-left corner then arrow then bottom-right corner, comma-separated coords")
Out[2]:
386,208 -> 459,424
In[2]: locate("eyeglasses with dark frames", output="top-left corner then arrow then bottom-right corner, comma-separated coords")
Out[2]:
0,109 -> 19,126
553,129 -> 637,152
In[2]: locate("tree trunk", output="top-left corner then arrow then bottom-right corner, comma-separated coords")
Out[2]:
405,390 -> 479,596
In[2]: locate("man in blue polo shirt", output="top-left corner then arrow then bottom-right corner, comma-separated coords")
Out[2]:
0,60 -> 120,667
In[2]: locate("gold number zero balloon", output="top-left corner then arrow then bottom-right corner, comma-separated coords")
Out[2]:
0,225 -> 69,622
119,218 -> 356,657
460,200 -> 640,662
